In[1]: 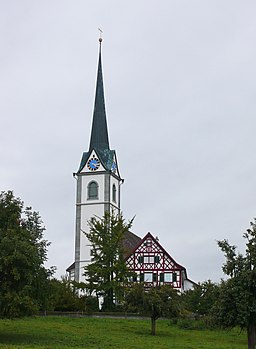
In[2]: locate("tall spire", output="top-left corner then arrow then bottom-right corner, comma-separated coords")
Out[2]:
89,37 -> 110,152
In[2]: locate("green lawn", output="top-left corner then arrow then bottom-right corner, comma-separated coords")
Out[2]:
0,316 -> 246,349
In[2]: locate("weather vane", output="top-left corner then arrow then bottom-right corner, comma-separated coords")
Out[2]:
98,28 -> 103,43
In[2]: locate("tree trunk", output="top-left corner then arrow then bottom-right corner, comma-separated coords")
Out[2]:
151,317 -> 156,336
247,322 -> 256,349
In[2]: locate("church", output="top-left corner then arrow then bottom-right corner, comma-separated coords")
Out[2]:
67,38 -> 196,292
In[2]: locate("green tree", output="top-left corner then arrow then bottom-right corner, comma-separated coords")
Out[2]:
125,284 -> 180,335
83,211 -> 134,311
181,280 -> 219,317
0,191 -> 53,317
48,276 -> 81,312
214,219 -> 256,349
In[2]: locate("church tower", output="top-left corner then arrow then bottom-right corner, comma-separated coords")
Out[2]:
73,38 -> 122,283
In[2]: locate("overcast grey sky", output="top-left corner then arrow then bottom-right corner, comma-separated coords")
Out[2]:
1,1 -> 256,283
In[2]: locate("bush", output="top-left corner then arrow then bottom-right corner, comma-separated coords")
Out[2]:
177,318 -> 210,330
84,296 -> 99,314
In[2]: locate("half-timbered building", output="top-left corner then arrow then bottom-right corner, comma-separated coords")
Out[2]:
125,232 -> 196,292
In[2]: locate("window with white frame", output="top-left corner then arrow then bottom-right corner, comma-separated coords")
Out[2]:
164,273 -> 172,282
144,273 -> 153,282
144,255 -> 155,263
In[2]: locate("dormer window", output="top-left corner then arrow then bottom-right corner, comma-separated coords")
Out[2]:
88,181 -> 98,200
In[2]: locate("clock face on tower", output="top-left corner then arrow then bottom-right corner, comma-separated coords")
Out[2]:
87,156 -> 100,171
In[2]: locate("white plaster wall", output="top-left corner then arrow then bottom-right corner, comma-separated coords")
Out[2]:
183,279 -> 195,292
78,173 -> 106,281
110,175 -> 120,206
77,204 -> 106,282
79,204 -> 104,259
81,174 -> 105,203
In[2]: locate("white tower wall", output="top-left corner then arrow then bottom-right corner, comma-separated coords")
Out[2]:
74,171 -> 121,282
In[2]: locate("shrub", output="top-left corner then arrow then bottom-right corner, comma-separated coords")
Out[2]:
84,296 -> 99,314
177,318 -> 210,330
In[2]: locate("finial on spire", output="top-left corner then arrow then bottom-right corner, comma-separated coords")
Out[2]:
98,28 -> 103,43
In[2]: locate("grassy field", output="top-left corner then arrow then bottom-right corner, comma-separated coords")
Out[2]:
0,316 -> 246,349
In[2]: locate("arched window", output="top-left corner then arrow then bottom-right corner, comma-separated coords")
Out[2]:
112,184 -> 117,203
88,181 -> 98,200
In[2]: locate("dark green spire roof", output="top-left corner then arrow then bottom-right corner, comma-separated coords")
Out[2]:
77,39 -> 119,175
89,40 -> 110,152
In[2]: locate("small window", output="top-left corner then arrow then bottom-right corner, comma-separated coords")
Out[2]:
112,184 -> 117,202
144,273 -> 153,282
144,256 -> 154,263
164,273 -> 172,282
88,181 -> 98,200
